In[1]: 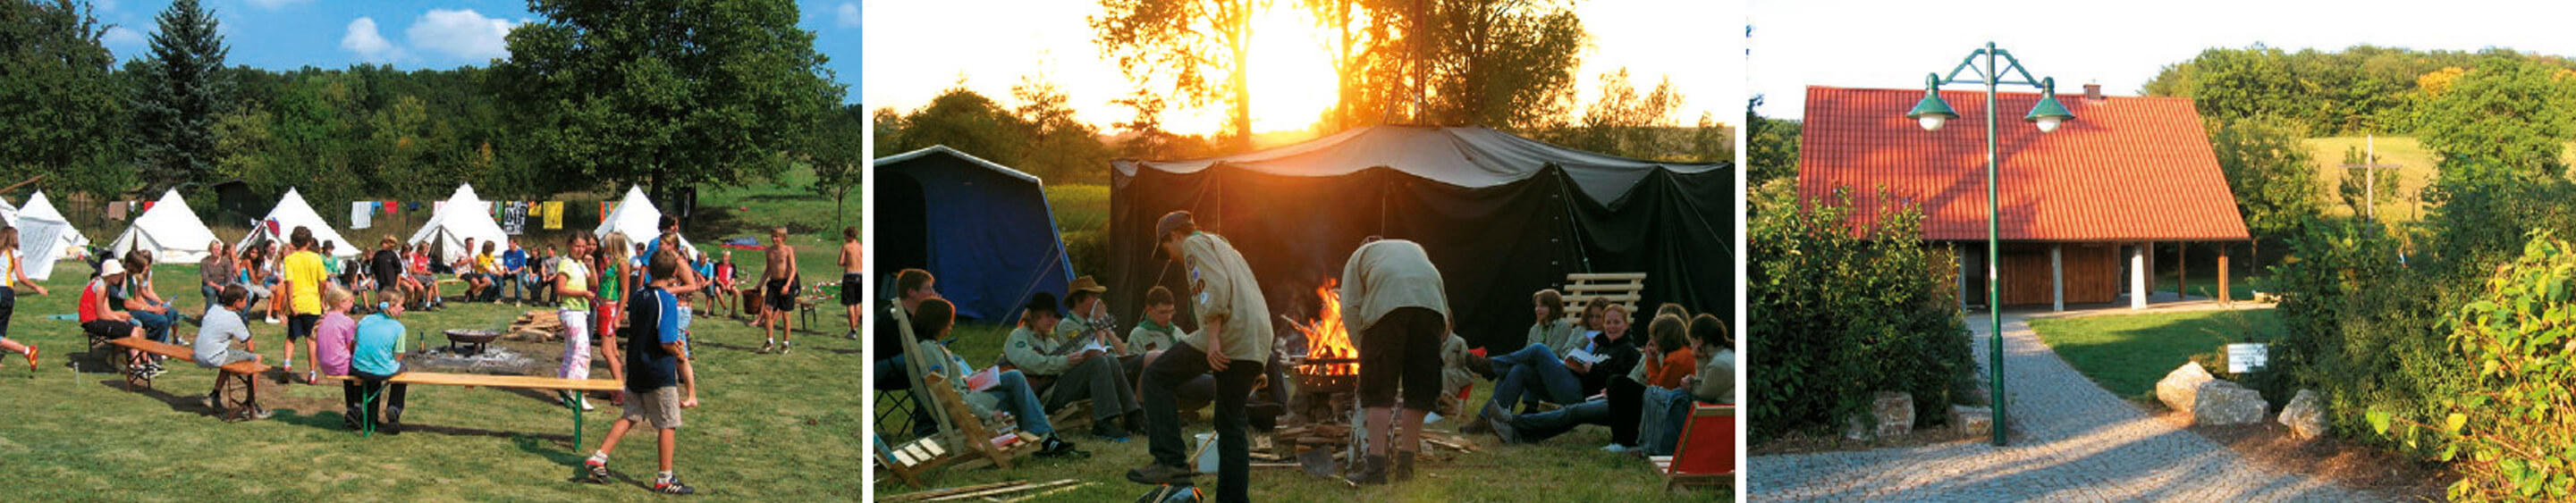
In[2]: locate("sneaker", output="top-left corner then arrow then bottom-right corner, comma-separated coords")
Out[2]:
266,317 -> 281,325
252,407 -> 274,420
1092,422 -> 1130,441
1482,401 -> 1520,444
23,344 -> 36,371
201,394 -> 218,410
1126,463 -> 1196,485
1034,435 -> 1085,457
780,341 -> 791,355
653,475 -> 697,495
844,331 -> 859,340
1600,443 -> 1638,455
758,340 -> 775,354
582,459 -> 612,483
579,397 -> 595,412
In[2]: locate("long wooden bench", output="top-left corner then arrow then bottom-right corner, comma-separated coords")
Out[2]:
322,372 -> 623,445
106,337 -> 274,422
1561,272 -> 1647,324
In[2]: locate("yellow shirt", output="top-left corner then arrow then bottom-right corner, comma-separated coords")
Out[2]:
283,250 -> 327,314
558,259 -> 592,312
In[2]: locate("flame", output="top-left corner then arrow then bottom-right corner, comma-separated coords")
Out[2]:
1299,279 -> 1359,376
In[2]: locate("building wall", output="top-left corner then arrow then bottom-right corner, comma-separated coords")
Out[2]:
1956,241 -> 2121,307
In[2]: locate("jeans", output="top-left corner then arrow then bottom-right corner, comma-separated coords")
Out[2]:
1486,344 -> 1582,411
1141,342 -> 1263,503
1638,386 -> 1697,457
501,272 -> 526,302
1512,398 -> 1611,443
982,369 -> 1054,435
199,285 -> 219,312
131,301 -> 176,344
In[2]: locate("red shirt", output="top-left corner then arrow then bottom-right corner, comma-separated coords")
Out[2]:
1644,347 -> 1698,390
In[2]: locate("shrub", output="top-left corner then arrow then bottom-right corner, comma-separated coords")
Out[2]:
2373,233 -> 2576,500
1061,229 -> 1108,280
1748,192 -> 1972,440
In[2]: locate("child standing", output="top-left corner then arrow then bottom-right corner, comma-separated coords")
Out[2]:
554,234 -> 601,411
0,226 -> 46,371
582,248 -> 699,495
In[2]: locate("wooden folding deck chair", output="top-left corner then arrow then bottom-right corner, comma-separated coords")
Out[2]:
1649,404 -> 1736,492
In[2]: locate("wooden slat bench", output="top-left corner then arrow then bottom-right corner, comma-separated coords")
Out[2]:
322,372 -> 623,446
1561,272 -> 1647,324
105,337 -> 274,422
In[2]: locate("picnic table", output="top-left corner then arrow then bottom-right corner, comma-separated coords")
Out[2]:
322,372 -> 623,446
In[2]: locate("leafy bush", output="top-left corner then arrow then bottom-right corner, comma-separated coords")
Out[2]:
2267,219 -> 2462,458
2374,234 -> 2576,500
1061,229 -> 1108,280
1748,193 -> 1972,440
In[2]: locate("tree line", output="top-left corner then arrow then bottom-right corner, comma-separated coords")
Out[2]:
0,0 -> 857,219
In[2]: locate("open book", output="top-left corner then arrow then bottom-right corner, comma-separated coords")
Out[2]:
1566,347 -> 1613,365
966,365 -> 1001,392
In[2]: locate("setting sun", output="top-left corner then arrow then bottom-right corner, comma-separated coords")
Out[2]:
1155,4 -> 1341,138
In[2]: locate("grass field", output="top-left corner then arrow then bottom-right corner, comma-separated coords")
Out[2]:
0,176 -> 866,501
2030,309 -> 2283,400
871,323 -> 1733,502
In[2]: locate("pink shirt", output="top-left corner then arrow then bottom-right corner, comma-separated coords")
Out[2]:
315,312 -> 358,376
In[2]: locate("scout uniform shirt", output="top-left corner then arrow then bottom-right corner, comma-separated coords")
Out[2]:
1338,239 -> 1448,347
1002,323 -> 1085,376
1180,232 -> 1272,363
1126,319 -> 1181,356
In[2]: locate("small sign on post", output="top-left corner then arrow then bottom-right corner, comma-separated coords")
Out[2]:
2226,343 -> 2268,373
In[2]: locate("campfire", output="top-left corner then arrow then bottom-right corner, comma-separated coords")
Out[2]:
1276,279 -> 1365,477
1288,279 -> 1359,387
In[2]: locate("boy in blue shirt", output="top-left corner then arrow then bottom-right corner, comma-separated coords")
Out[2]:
582,248 -> 699,495
351,289 -> 412,433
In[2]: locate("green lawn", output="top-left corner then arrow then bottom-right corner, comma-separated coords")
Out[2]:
873,323 -> 1731,502
2030,309 -> 2283,400
0,175 -> 866,501
2152,268 -> 2264,303
1042,184 -> 1110,236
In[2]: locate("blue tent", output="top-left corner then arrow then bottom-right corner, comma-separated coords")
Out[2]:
874,146 -> 1075,324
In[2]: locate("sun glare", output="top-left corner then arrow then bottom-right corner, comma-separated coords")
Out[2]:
1163,5 -> 1339,138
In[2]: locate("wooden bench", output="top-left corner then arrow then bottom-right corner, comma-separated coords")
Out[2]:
322,372 -> 622,445
1561,272 -> 1647,324
1649,404 -> 1736,493
105,337 -> 274,422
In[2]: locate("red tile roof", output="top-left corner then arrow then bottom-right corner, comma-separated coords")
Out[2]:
1797,86 -> 2250,241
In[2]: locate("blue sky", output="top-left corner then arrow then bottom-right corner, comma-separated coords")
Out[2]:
90,0 -> 861,101
1751,0 -> 2576,119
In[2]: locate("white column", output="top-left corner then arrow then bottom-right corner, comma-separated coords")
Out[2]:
2130,243 -> 2148,309
2050,244 -> 2065,312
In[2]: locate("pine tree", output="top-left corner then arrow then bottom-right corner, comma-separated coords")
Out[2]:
130,0 -> 230,194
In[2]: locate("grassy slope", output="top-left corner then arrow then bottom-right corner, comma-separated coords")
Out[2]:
0,174 -> 865,501
2029,309 -> 2284,400
2302,136 -> 2443,222
873,323 -> 1729,502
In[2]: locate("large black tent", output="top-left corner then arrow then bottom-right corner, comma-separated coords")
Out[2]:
1107,125 -> 1733,351
877,146 -> 1076,323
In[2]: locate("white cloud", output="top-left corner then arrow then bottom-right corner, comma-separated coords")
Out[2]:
244,0 -> 312,10
405,9 -> 518,61
341,17 -> 400,63
835,2 -> 860,29
102,26 -> 147,48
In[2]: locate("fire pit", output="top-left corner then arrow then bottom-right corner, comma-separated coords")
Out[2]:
444,329 -> 503,356
1276,280 -> 1371,478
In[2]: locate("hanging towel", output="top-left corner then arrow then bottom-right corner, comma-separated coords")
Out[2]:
351,201 -> 374,230
543,201 -> 564,230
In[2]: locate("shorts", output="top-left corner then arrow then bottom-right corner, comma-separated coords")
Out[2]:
678,305 -> 695,332
82,320 -> 135,340
766,279 -> 798,311
839,272 -> 864,306
621,385 -> 685,430
198,348 -> 255,368
286,314 -> 321,341
1358,306 -> 1445,410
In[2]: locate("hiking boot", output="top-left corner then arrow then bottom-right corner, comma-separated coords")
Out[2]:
653,474 -> 697,495
1345,454 -> 1388,485
1035,434 -> 1085,457
1092,421 -> 1130,441
1482,401 -> 1520,444
1391,450 -> 1415,482
1126,463 -> 1196,485
1465,356 -> 1499,381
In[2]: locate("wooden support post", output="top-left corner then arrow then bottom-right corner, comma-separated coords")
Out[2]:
2217,244 -> 2232,303
2179,242 -> 2189,301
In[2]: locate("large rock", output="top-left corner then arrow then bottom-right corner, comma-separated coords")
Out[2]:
1950,405 -> 1993,437
1842,391 -> 1914,440
2277,390 -> 2328,439
2155,362 -> 2216,413
2192,381 -> 2269,425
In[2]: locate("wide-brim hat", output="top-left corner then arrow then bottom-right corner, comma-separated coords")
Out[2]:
1068,275 -> 1107,294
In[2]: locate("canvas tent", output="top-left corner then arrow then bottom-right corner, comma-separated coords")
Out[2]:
596,186 -> 699,261
875,146 -> 1076,323
407,184 -> 511,264
109,189 -> 223,264
243,188 -> 359,258
1107,125 -> 1734,351
21,191 -> 90,255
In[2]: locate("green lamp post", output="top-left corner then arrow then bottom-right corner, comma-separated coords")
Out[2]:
1904,41 -> 2073,447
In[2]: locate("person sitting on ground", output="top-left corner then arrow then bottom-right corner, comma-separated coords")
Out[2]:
918,298 -> 1084,457
1124,286 -> 1216,412
118,251 -> 179,347
1002,290 -> 1144,440
0,226 -> 43,371
82,257 -> 151,374
581,249 -> 702,495
192,284 -> 269,419
1527,289 -> 1579,354
1487,313 -> 1692,450
1467,304 -> 1643,432
351,289 -> 412,433
315,283 -> 362,430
